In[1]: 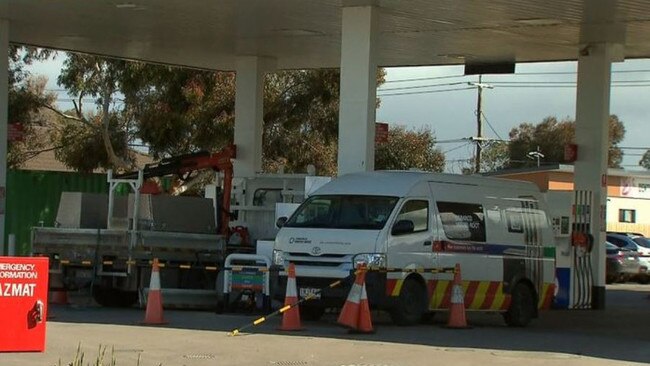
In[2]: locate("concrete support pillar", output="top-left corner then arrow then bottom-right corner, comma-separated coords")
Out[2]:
337,6 -> 378,176
574,43 -> 623,309
0,20 -> 8,255
233,56 -> 275,178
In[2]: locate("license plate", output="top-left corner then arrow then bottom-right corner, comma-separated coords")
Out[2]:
299,287 -> 321,300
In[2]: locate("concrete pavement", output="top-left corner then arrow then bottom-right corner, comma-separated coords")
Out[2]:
1,284 -> 648,366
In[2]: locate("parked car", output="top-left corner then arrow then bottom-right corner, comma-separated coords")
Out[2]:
605,241 -> 642,284
606,233 -> 649,283
607,231 -> 645,238
630,235 -> 650,284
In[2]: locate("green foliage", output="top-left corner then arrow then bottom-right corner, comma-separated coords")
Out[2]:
121,65 -> 235,158
504,115 -> 625,169
478,141 -> 509,173
122,66 -> 382,176
51,53 -> 137,171
7,46 -> 56,168
46,52 -> 387,175
53,112 -> 132,173
263,69 -> 341,175
639,150 -> 650,170
375,125 -> 445,172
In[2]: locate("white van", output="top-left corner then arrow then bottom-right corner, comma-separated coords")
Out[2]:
272,171 -> 556,326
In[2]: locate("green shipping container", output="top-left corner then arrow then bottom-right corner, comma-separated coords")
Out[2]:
4,170 -> 109,255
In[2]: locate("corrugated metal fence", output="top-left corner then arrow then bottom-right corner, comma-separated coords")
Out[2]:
4,169 -> 109,255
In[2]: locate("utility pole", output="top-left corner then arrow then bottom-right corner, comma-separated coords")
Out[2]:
468,75 -> 493,173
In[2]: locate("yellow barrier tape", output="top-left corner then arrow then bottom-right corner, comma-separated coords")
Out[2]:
279,305 -> 291,313
179,264 -> 191,269
228,271 -> 355,336
81,261 -> 92,265
206,266 -> 218,271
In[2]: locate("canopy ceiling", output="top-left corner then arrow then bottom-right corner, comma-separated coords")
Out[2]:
0,0 -> 646,70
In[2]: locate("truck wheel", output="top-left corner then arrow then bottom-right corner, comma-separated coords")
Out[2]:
390,278 -> 426,326
503,283 -> 535,327
637,274 -> 650,285
92,285 -> 137,308
300,305 -> 325,321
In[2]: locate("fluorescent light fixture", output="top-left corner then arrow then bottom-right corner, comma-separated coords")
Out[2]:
432,19 -> 454,25
272,29 -> 323,36
514,18 -> 562,26
437,54 -> 465,60
115,3 -> 137,9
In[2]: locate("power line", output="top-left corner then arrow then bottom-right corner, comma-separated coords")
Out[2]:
516,69 -> 650,76
442,142 -> 473,154
622,153 -> 648,157
377,86 -> 475,97
434,138 -> 473,144
379,81 -> 468,92
378,80 -> 650,95
487,80 -> 650,85
382,69 -> 650,85
620,146 -> 650,150
378,83 -> 650,95
384,74 -> 467,84
480,111 -> 504,141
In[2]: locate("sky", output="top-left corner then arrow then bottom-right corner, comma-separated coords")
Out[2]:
376,60 -> 650,173
27,56 -> 650,174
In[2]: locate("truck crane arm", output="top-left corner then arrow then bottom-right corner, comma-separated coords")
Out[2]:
115,144 -> 237,236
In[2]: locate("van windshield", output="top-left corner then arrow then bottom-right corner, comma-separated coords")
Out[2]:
285,195 -> 399,230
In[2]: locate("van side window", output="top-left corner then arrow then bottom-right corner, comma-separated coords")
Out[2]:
395,200 -> 429,232
436,202 -> 486,242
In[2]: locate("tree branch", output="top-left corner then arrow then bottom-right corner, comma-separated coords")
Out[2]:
40,102 -> 96,128
20,145 -> 66,161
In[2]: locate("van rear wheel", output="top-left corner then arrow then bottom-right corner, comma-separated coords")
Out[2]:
503,283 -> 535,327
390,278 -> 426,326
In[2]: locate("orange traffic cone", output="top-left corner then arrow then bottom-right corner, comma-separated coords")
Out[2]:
141,258 -> 167,325
446,263 -> 469,329
356,281 -> 374,333
338,265 -> 374,333
278,263 -> 303,331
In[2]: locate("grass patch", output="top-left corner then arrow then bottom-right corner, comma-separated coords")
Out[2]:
58,343 -> 159,366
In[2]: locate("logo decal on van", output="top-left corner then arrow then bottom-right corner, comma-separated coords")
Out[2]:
289,237 -> 312,244
311,247 -> 322,256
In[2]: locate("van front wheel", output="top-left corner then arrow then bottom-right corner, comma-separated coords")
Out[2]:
390,278 -> 426,326
503,283 -> 535,327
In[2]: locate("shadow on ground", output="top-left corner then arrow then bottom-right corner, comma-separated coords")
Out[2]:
49,284 -> 650,364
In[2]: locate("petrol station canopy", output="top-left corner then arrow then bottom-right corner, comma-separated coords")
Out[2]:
1,0 -> 648,70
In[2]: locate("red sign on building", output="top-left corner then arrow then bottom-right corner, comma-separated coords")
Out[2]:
375,123 -> 389,144
8,123 -> 24,142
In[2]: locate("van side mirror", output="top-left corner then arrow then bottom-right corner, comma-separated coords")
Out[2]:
276,216 -> 288,228
392,220 -> 415,236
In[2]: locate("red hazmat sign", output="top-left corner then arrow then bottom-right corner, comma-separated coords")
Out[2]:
0,256 -> 49,352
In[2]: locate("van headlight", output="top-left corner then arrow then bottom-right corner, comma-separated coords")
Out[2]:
273,249 -> 285,266
353,253 -> 386,269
